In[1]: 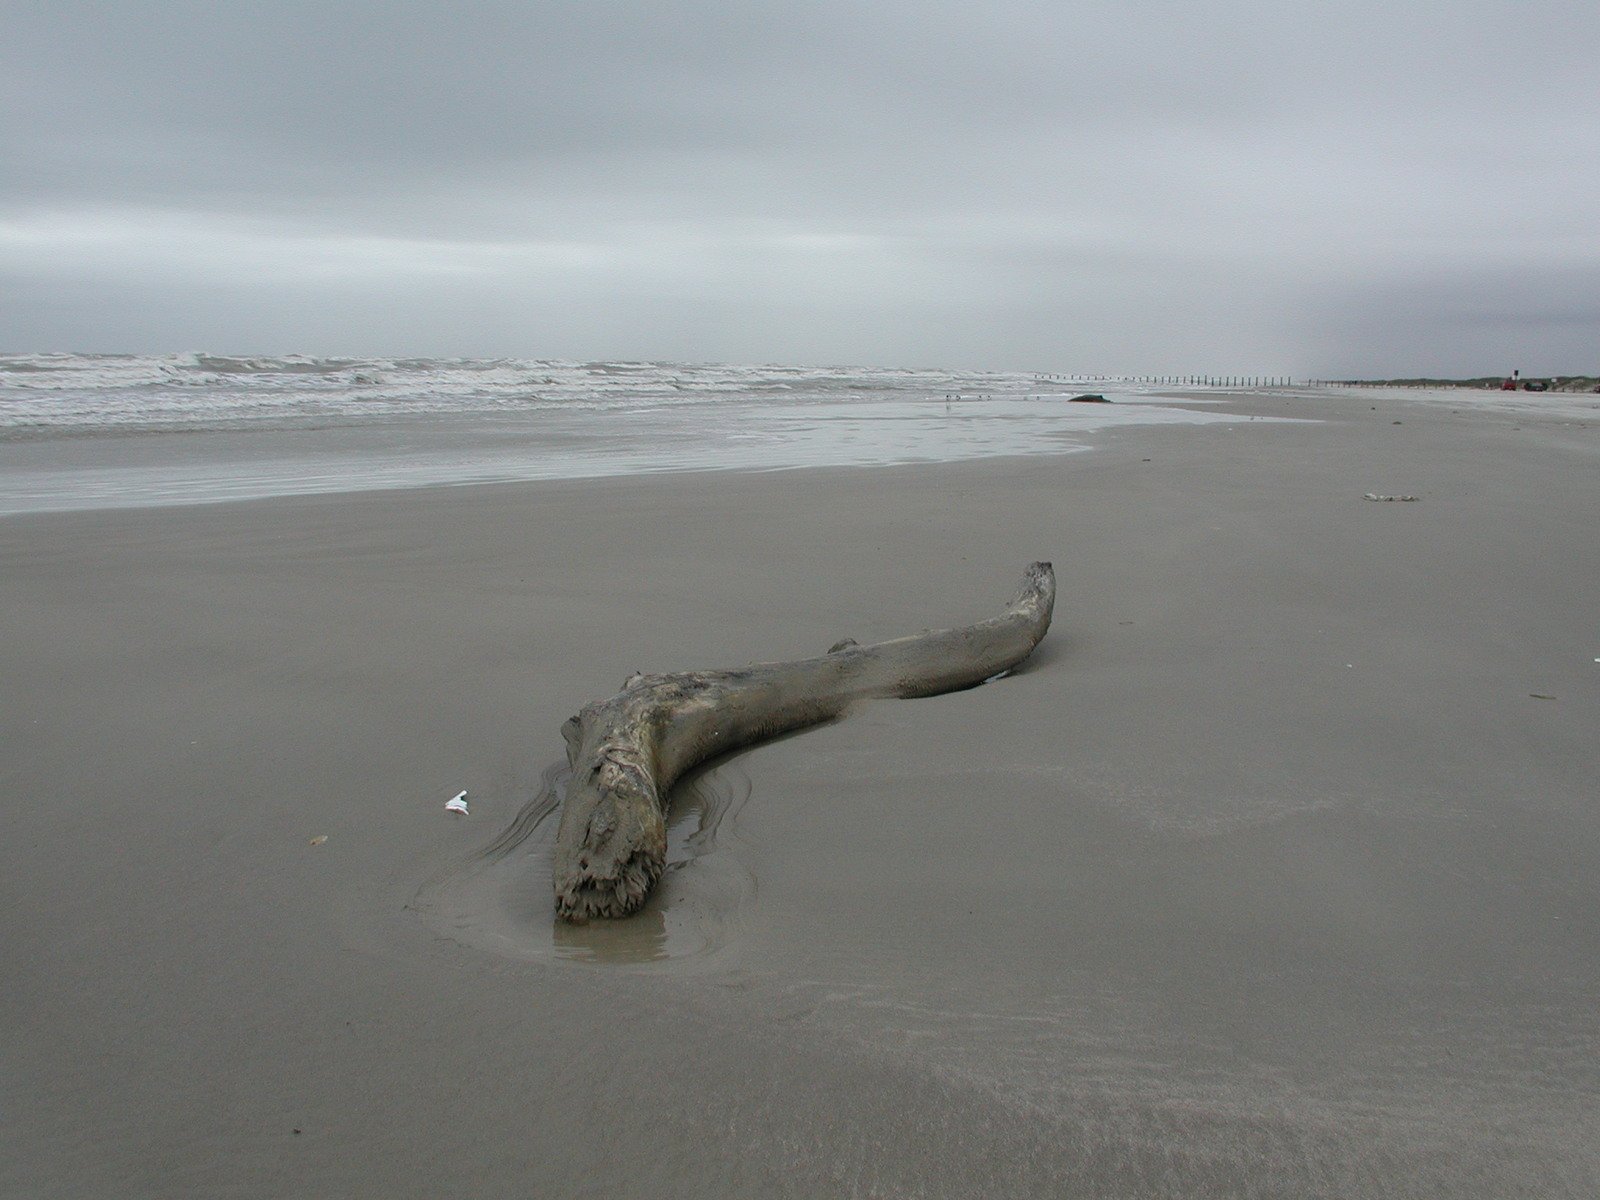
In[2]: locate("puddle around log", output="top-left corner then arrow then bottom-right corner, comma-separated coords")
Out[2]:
416,757 -> 756,969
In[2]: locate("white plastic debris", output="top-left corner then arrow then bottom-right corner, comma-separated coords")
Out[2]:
445,791 -> 469,816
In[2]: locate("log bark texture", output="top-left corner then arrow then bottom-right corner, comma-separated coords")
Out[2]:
553,562 -> 1056,920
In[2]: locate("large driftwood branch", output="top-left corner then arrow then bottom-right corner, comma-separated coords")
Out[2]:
552,562 -> 1056,921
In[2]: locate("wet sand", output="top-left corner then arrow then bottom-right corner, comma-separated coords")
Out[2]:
3,388 -> 1598,1197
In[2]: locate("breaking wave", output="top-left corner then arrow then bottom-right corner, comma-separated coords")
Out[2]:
0,351 -> 1155,435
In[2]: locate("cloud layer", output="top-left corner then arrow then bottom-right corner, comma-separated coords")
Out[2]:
4,1 -> 1596,373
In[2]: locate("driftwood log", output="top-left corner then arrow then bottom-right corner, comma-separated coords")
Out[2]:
552,563 -> 1056,921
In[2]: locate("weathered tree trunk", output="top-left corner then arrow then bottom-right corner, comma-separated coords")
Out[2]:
553,562 -> 1056,920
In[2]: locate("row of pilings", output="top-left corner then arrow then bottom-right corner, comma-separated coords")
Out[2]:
1032,374 -> 1299,388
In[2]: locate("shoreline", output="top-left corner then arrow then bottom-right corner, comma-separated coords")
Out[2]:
0,386 -> 1301,518
6,382 -> 1591,520
4,387 -> 1597,1197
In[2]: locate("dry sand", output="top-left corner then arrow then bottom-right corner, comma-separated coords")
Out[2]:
3,388 -> 1598,1197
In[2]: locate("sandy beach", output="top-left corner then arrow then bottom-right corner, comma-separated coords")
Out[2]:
3,386 -> 1598,1197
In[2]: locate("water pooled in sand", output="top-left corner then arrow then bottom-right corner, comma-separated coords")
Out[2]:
416,759 -> 757,969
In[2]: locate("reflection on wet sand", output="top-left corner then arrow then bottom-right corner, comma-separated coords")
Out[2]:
551,903 -> 669,963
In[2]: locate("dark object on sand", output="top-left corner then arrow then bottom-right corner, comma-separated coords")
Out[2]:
1068,393 -> 1110,403
552,563 -> 1056,921
1522,379 -> 1548,392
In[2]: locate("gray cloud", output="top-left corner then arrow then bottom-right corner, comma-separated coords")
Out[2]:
1316,262 -> 1600,377
4,1 -> 1597,371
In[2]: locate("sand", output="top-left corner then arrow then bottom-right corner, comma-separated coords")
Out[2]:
3,387 -> 1598,1197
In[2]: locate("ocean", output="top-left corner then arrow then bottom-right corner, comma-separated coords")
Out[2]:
1,353 -> 1259,515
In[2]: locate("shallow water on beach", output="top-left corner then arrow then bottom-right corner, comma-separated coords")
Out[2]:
0,353 -> 1285,514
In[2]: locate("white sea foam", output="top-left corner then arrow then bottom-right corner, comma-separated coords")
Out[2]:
0,354 -> 1298,514
0,353 -> 1215,433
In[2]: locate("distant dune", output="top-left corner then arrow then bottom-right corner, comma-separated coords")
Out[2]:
1344,374 -> 1600,392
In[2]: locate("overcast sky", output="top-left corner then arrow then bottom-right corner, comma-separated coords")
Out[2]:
3,1 -> 1595,375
